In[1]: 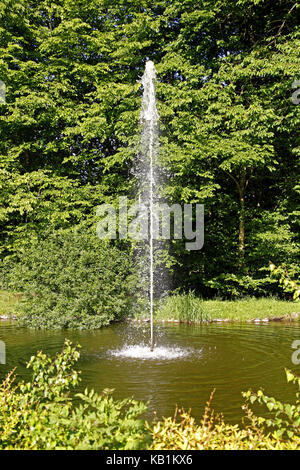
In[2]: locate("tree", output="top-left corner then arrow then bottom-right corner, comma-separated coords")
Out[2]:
0,0 -> 299,298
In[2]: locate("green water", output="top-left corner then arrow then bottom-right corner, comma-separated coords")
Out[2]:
0,321 -> 299,423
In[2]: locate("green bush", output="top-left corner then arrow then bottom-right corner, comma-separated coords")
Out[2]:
204,273 -> 279,299
243,369 -> 300,440
0,340 -> 151,450
150,406 -> 300,450
4,229 -> 135,329
151,373 -> 300,450
269,263 -> 300,302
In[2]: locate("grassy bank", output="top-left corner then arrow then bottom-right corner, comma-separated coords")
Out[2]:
137,293 -> 300,324
201,297 -> 300,322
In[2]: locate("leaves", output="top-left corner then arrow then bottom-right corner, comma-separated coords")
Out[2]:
0,340 -> 150,449
244,369 -> 300,441
0,0 -> 299,298
4,229 -> 136,329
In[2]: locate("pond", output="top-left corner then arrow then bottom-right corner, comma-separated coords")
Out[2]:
0,321 -> 299,424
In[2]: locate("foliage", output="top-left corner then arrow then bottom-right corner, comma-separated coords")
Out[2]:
243,369 -> 300,440
151,406 -> 300,450
204,273 -> 278,299
0,340 -> 151,450
3,229 -> 135,329
0,290 -> 20,316
0,0 -> 299,298
151,374 -> 300,450
269,262 -> 300,301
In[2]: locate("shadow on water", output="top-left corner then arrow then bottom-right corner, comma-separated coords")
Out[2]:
0,321 -> 299,424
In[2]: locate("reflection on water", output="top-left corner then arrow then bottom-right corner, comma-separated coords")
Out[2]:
0,321 -> 299,423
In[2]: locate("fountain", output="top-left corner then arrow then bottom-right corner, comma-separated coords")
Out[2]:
131,60 -> 161,351
109,61 -> 183,359
140,61 -> 158,351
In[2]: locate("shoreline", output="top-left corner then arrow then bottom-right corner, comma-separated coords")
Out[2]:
1,291 -> 300,326
132,311 -> 300,325
3,311 -> 299,324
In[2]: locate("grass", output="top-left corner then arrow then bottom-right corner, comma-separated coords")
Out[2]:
202,297 -> 300,321
0,290 -> 20,317
155,293 -> 209,323
144,293 -> 300,323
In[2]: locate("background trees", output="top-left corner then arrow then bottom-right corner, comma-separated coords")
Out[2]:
0,0 -> 299,298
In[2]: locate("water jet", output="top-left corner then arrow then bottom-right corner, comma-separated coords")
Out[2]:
139,61 -> 159,352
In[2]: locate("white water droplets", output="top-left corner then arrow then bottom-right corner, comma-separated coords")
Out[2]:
140,61 -> 159,350
108,344 -> 190,360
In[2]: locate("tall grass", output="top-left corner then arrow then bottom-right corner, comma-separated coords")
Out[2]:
156,292 -> 209,323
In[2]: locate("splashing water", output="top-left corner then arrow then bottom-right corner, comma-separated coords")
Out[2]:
108,344 -> 190,360
106,324 -> 192,360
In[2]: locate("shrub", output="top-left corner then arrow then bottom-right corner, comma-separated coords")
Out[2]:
151,374 -> 300,450
243,368 -> 300,440
150,406 -> 299,450
0,340 -> 151,450
269,262 -> 300,301
204,273 -> 278,299
4,229 -> 135,329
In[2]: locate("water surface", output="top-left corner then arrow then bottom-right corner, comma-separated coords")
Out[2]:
0,321 -> 299,424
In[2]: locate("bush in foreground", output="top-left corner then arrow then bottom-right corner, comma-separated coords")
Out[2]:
0,341 -> 299,450
150,384 -> 300,450
0,340 -> 150,450
4,230 -> 135,329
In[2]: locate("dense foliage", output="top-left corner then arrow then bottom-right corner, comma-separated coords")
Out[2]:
270,262 -> 300,301
0,340 -> 150,449
0,341 -> 299,450
0,0 -> 299,299
243,369 -> 300,440
3,230 -> 135,328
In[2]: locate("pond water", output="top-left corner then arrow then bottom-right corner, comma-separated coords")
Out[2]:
0,321 -> 299,424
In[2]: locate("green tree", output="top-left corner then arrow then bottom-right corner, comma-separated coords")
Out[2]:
0,0 -> 299,299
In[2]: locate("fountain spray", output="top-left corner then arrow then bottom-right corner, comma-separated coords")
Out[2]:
140,61 -> 159,351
